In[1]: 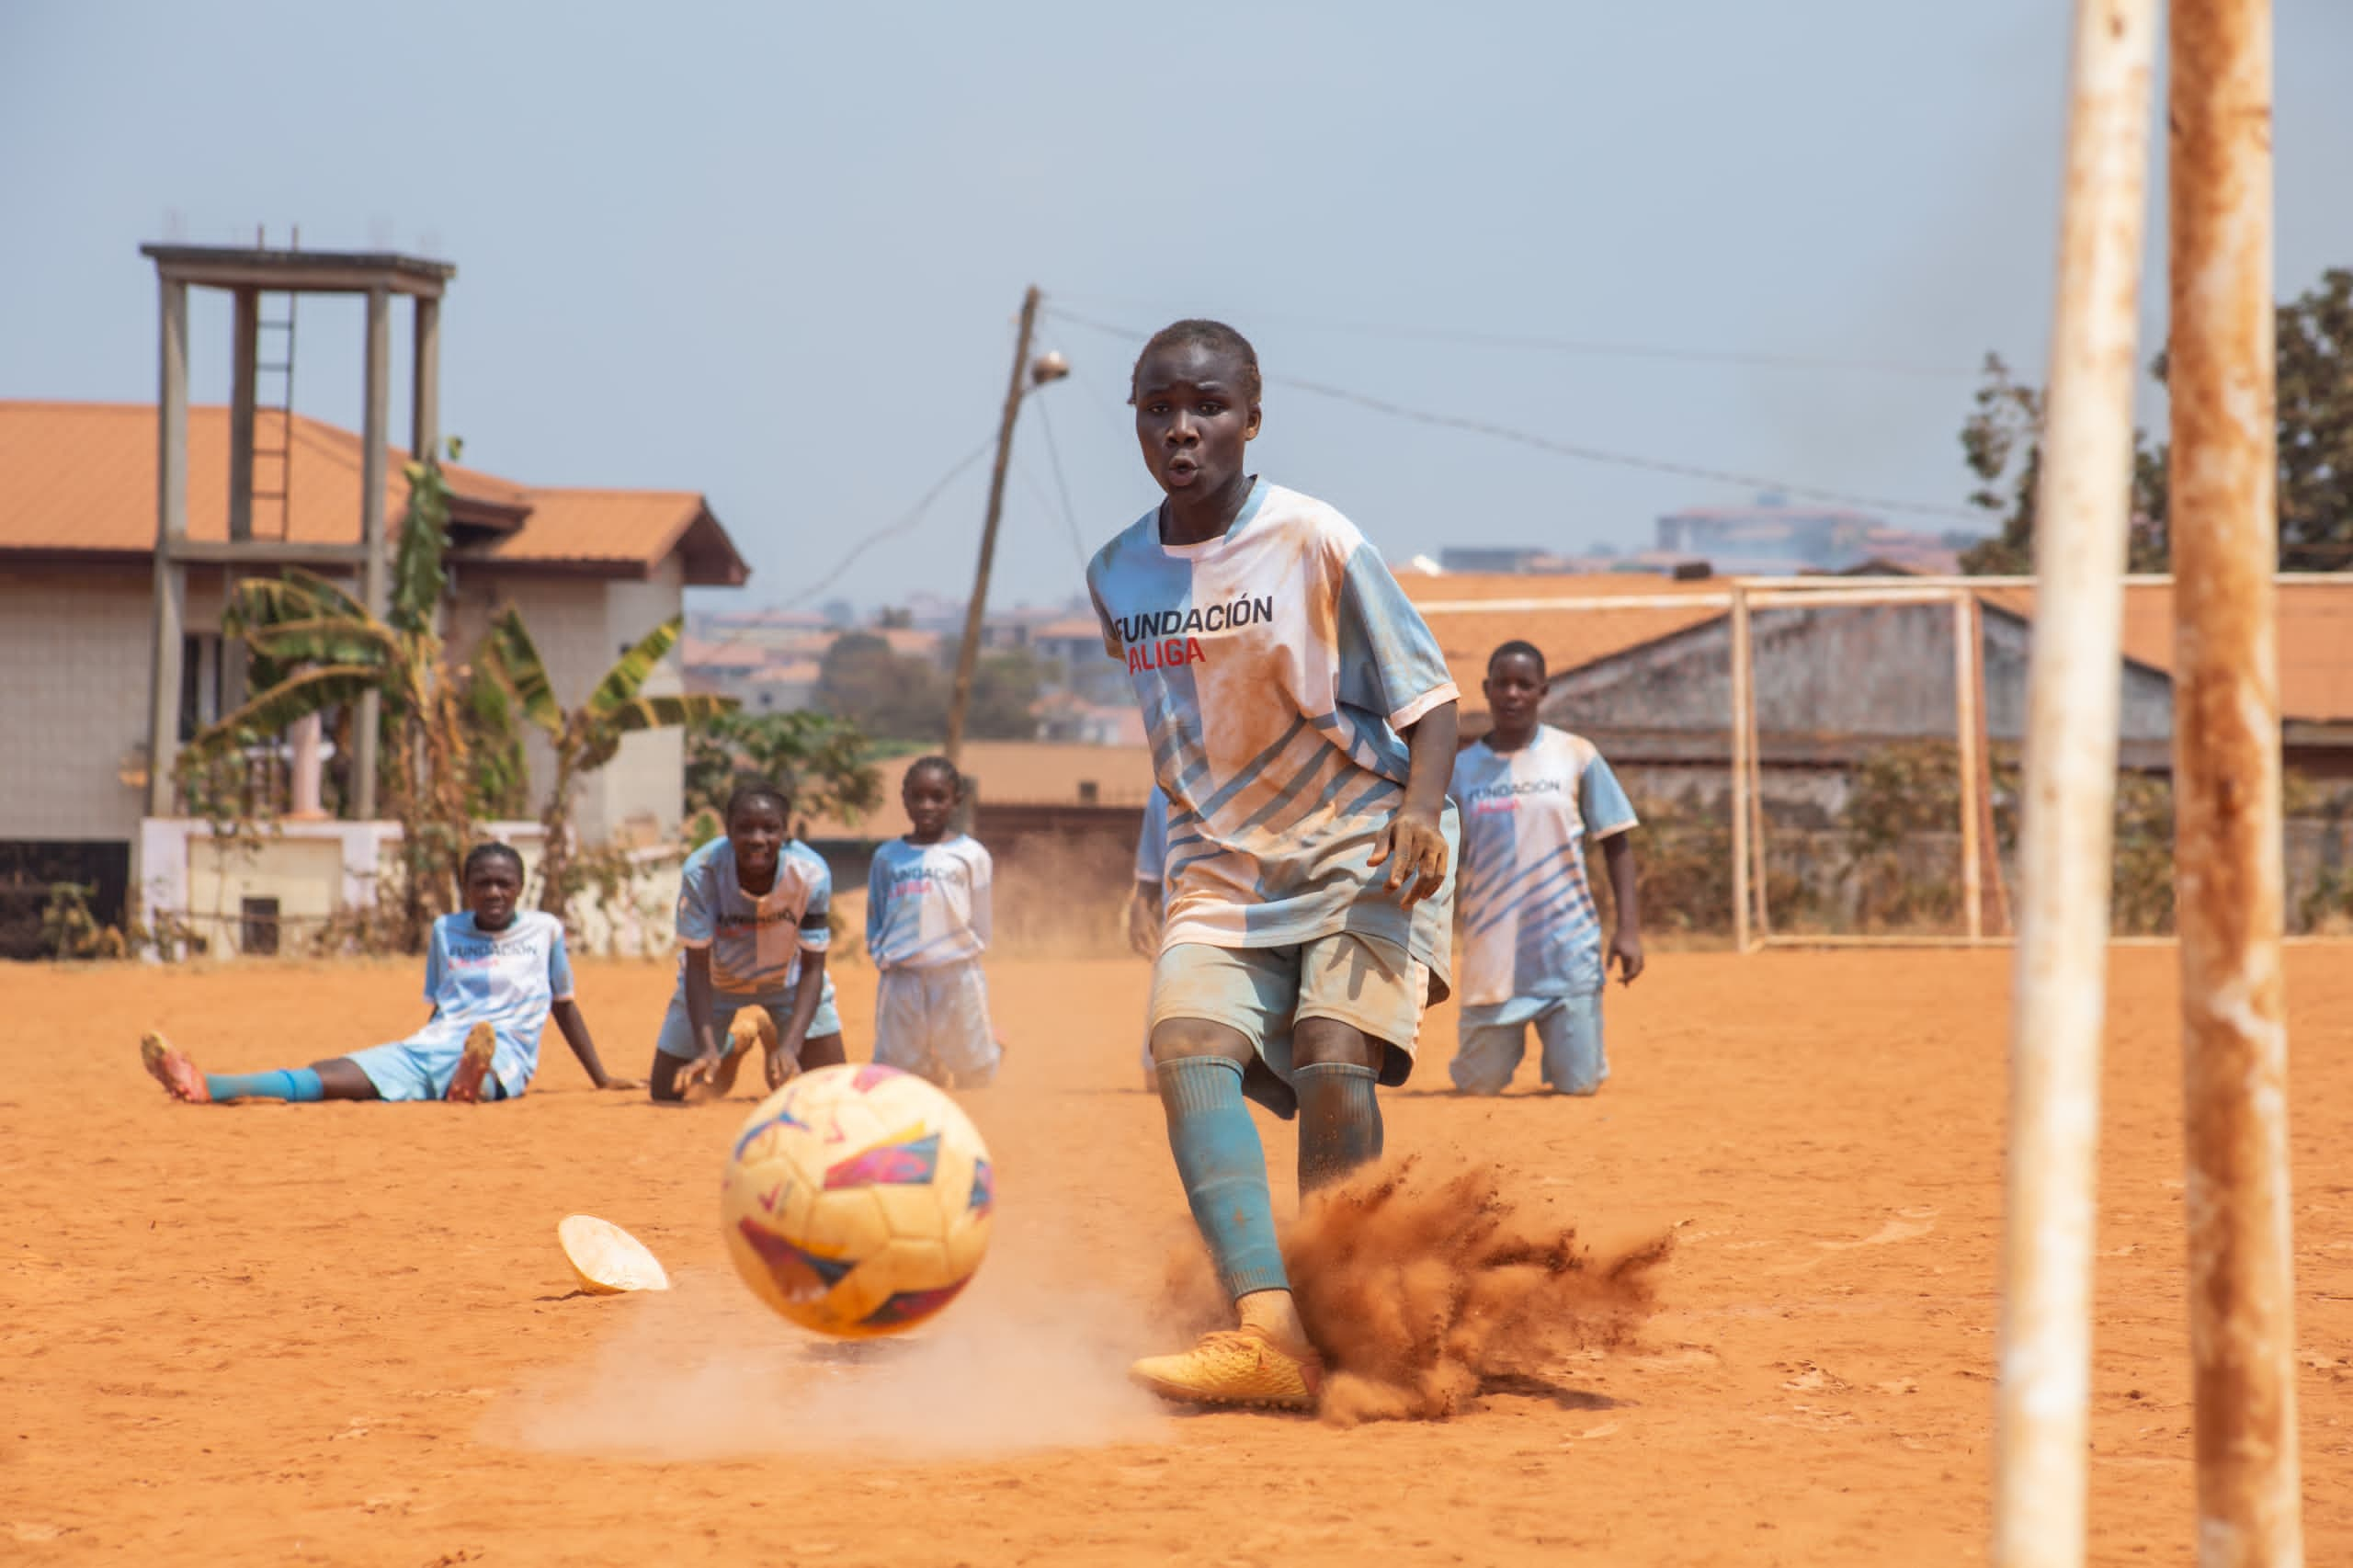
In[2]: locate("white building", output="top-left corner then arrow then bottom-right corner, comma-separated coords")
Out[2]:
0,399 -> 749,954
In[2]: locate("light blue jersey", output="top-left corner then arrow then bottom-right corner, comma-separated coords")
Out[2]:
1450,726 -> 1638,1006
417,910 -> 574,1096
674,836 -> 832,1000
1086,480 -> 1461,984
1136,784 -> 1170,889
866,835 -> 992,970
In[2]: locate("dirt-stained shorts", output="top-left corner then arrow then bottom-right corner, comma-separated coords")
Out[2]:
1148,934 -> 1427,1108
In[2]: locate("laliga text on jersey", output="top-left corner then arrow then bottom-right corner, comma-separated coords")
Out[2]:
1108,595 -> 1277,676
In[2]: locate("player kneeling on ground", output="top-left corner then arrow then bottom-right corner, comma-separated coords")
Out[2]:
1088,319 -> 1460,1411
140,843 -> 632,1104
867,756 -> 1003,1089
652,780 -> 847,1103
1449,641 -> 1644,1096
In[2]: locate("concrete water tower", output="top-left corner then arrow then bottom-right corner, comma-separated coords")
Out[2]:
140,238 -> 455,821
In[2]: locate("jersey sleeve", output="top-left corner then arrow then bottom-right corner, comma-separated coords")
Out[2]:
546,920 -> 576,1003
1087,564 -> 1123,659
796,858 -> 832,954
422,920 -> 447,1006
968,843 -> 994,949
1334,536 -> 1459,733
865,852 -> 890,957
675,857 -> 716,949
1580,753 -> 1639,839
1134,787 -> 1168,886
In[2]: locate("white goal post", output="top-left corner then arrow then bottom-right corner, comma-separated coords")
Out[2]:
1415,577 -> 2001,951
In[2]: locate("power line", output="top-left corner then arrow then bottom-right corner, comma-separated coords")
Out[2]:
1047,293 -> 1981,380
1274,375 -> 1979,521
781,433 -> 998,608
1030,392 -> 1093,569
1011,449 -> 1084,574
1046,304 -> 1977,522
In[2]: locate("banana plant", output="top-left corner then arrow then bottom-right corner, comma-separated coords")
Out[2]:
482,606 -> 737,920
193,458 -> 473,946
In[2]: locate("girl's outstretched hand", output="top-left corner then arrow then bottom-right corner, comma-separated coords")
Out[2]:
1368,804 -> 1450,911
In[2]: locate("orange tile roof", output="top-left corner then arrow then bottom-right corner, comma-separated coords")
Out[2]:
1400,573 -> 1734,718
1405,571 -> 2353,726
0,400 -> 746,585
1978,580 -> 2353,724
798,742 -> 1155,839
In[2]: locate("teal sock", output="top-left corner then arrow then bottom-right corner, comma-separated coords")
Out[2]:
205,1068 -> 324,1103
1294,1061 -> 1382,1193
1157,1057 -> 1287,1301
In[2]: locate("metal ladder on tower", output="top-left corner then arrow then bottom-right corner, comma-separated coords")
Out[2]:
250,225 -> 300,541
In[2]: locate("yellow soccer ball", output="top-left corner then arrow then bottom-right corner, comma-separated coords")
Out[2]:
721,1062 -> 994,1337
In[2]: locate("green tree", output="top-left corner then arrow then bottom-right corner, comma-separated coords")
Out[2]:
2276,268 -> 2353,571
480,607 -> 737,921
966,647 -> 1047,741
1961,267 -> 2353,574
195,456 -> 474,947
1957,355 -> 2169,574
685,710 -> 883,833
814,632 -> 1042,742
816,632 -> 942,740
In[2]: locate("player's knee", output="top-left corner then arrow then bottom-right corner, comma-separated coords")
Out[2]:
1292,1016 -> 1381,1071
647,1055 -> 688,1103
1149,1017 -> 1252,1067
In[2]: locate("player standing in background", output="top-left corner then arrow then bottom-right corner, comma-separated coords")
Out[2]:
1127,782 -> 1170,1090
651,782 -> 846,1103
1449,641 -> 1644,1096
140,842 -> 632,1103
866,756 -> 1002,1089
1089,319 -> 1459,1411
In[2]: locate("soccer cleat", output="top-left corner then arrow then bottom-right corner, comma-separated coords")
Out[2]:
140,1032 -> 210,1103
446,1022 -> 497,1104
1129,1327 -> 1324,1412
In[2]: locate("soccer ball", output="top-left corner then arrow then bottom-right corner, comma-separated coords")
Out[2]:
721,1062 -> 994,1337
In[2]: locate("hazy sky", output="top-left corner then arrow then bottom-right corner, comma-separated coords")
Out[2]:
6,2 -> 2351,615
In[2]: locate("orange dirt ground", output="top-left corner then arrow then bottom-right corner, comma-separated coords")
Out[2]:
6,949 -> 2350,1566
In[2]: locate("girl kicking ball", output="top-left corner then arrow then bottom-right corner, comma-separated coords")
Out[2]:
650,780 -> 847,1103
139,843 -> 632,1103
1087,319 -> 1461,1410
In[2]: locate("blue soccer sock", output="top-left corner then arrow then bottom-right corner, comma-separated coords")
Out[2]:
205,1067 -> 324,1103
1294,1061 -> 1382,1194
1157,1056 -> 1288,1301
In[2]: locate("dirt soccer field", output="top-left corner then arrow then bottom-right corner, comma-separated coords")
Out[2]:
6,948 -> 2351,1566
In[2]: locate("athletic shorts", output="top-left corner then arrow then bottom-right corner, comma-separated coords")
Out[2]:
1451,993 -> 1606,1096
1148,934 -> 1427,1117
654,972 -> 843,1061
347,1037 -> 512,1102
874,958 -> 999,1087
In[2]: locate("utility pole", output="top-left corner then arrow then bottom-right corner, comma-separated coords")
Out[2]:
944,285 -> 1042,767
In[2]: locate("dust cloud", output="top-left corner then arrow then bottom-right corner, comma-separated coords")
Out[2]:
494,1263 -> 1165,1462
1165,1157 -> 1673,1427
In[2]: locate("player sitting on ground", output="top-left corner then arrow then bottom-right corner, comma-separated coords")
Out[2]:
866,756 -> 1003,1089
140,842 -> 631,1103
1088,318 -> 1460,1411
1449,640 -> 1644,1096
652,780 -> 847,1103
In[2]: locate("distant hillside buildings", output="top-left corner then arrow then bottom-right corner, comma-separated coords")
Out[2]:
1436,494 -> 1971,579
